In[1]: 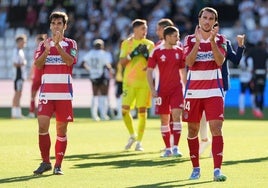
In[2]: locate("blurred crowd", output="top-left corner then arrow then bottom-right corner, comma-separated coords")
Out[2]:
0,0 -> 268,65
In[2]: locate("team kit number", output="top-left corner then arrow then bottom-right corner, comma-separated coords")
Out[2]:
154,97 -> 162,105
184,100 -> 190,111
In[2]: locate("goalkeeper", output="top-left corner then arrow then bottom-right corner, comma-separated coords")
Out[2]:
119,19 -> 154,151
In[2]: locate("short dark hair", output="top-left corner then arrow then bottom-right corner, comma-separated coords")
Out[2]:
131,19 -> 146,29
198,7 -> 218,22
157,18 -> 174,28
49,11 -> 68,25
163,26 -> 179,39
36,34 -> 45,41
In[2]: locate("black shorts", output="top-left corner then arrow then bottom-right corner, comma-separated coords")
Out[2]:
91,77 -> 109,87
116,81 -> 122,97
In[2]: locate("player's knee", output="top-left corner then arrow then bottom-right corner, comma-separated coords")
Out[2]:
138,107 -> 147,113
122,108 -> 130,116
138,111 -> 147,118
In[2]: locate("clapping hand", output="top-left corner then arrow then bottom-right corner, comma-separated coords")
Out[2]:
54,31 -> 62,45
43,34 -> 51,53
137,44 -> 149,60
129,45 -> 141,59
237,34 -> 245,47
209,24 -> 219,42
195,25 -> 201,43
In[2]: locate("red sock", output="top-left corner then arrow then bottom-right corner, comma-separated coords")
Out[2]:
29,99 -> 35,113
187,137 -> 199,167
172,122 -> 182,146
161,125 -> 171,148
39,133 -> 51,163
212,136 -> 223,169
55,135 -> 67,167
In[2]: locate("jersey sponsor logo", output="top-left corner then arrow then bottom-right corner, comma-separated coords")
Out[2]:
46,55 -> 64,65
196,51 -> 214,62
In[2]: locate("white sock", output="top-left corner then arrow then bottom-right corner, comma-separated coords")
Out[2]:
250,94 -> 256,109
239,94 -> 245,111
99,95 -> 108,118
116,97 -> 122,118
17,107 -> 22,117
11,107 -> 16,117
91,96 -> 99,119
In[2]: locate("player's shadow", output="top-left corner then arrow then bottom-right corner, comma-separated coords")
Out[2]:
64,152 -> 268,170
223,156 -> 268,165
127,179 -> 213,188
64,151 -> 189,169
0,174 -> 53,184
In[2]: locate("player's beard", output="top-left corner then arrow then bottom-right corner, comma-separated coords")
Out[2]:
201,27 -> 212,33
200,24 -> 212,33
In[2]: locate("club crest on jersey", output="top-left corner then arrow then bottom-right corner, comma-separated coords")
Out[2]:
160,54 -> 166,62
183,111 -> 188,119
175,53 -> 179,59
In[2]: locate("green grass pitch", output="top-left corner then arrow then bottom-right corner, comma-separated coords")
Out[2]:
0,108 -> 267,187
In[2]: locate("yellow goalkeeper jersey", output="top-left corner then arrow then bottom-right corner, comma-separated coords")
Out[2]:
119,37 -> 154,88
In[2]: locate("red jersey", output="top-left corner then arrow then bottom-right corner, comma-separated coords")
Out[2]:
183,34 -> 226,99
35,38 -> 77,100
32,48 -> 43,83
148,43 -> 185,95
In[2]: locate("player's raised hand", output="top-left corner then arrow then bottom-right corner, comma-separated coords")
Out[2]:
128,44 -> 141,59
237,34 -> 245,47
43,34 -> 51,53
137,44 -> 149,60
209,23 -> 219,42
54,31 -> 62,45
194,25 -> 201,43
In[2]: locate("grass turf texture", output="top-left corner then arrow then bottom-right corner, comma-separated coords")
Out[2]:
0,109 -> 267,187
0,107 -> 268,119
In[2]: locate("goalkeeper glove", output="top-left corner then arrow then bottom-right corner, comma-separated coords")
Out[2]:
128,45 -> 141,60
137,44 -> 149,60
